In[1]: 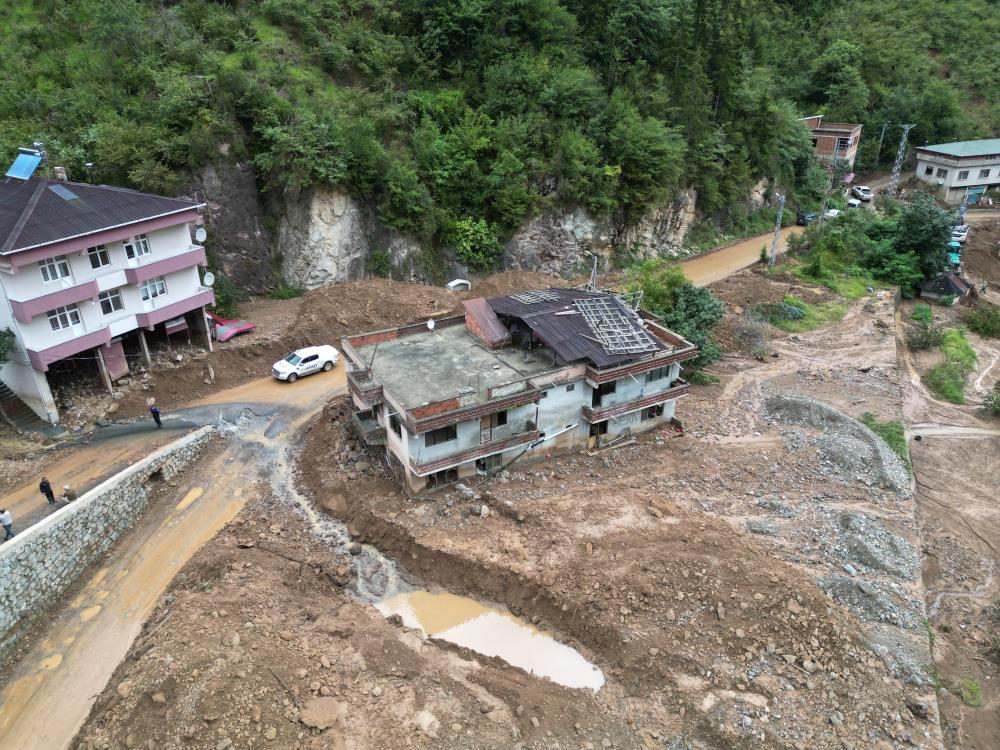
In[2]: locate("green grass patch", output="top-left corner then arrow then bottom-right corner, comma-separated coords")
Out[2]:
686,371 -> 721,385
940,328 -> 977,371
787,265 -> 877,300
770,295 -> 847,332
911,304 -> 933,324
861,412 -> 911,472
957,678 -> 983,707
269,286 -> 305,300
925,361 -> 968,404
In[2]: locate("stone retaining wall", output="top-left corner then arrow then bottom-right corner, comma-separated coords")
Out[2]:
0,426 -> 215,668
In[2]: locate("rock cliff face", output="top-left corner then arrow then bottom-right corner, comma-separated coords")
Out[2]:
276,188 -> 425,290
187,161 -> 273,293
504,189 -> 697,276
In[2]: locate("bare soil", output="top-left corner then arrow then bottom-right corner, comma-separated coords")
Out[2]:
68,268 -> 999,749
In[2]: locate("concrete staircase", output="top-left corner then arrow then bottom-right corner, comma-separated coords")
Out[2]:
0,382 -> 64,437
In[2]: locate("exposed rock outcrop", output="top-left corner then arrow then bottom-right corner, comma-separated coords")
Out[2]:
187,160 -> 273,293
277,188 -> 425,290
504,189 -> 697,277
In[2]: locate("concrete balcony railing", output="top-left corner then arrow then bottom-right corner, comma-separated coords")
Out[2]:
123,246 -> 207,285
351,411 -> 387,446
9,280 -> 99,324
134,288 -> 214,328
410,429 -> 539,477
347,368 -> 384,407
583,379 -> 688,423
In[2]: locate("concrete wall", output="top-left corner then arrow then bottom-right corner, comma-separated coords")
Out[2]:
0,360 -> 57,422
0,426 -> 214,668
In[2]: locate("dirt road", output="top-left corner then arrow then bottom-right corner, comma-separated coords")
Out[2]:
679,225 -> 803,287
0,369 -> 346,750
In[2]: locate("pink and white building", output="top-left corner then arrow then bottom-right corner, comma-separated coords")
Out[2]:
0,170 -> 214,424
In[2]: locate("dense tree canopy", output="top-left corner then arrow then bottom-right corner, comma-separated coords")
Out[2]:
0,0 -> 994,267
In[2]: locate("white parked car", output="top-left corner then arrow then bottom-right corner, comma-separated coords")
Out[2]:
846,198 -> 863,209
272,345 -> 339,382
951,224 -> 970,243
822,208 -> 841,220
851,185 -> 873,201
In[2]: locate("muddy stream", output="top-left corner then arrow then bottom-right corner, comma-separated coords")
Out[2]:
241,410 -> 606,692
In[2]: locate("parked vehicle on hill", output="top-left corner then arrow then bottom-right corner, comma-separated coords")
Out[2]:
951,224 -> 969,243
796,211 -> 819,226
851,185 -> 873,201
846,198 -> 863,209
272,345 -> 339,382
822,208 -> 841,220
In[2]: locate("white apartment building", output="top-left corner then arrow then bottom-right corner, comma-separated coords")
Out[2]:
0,158 -> 214,424
343,288 -> 697,494
913,138 -> 1000,204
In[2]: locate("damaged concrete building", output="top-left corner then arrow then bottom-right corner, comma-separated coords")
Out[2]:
342,287 -> 697,493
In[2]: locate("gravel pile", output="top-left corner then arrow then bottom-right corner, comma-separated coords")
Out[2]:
818,575 -> 924,630
762,394 -> 911,496
834,512 -> 919,580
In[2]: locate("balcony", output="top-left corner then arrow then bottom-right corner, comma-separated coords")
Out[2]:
134,288 -> 215,328
123,246 -> 207,285
351,411 -> 387,446
9,280 -> 98,324
583,379 -> 688,423
410,429 -> 539,477
26,326 -> 112,372
347,368 -> 383,408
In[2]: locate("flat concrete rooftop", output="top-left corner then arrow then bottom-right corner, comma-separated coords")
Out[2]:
355,324 -> 559,411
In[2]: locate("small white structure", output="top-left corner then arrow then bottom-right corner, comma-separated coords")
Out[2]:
445,278 -> 471,292
913,139 -> 1000,204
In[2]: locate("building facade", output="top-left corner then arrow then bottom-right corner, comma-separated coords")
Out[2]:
343,288 -> 697,494
0,168 -> 214,423
913,139 -> 1000,204
801,115 -> 863,169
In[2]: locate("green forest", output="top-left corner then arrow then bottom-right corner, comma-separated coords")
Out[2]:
1,0 -> 997,263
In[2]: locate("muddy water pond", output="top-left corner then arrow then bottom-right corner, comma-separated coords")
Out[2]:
376,590 -> 605,691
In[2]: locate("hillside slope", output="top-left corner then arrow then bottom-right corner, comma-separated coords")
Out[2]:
0,1 -> 994,283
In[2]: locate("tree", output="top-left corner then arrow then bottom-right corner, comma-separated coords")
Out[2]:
894,194 -> 955,279
808,41 -> 869,121
447,218 -> 504,270
0,328 -> 15,365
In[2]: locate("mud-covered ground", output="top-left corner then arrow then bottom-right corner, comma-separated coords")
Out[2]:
72,268 -> 998,749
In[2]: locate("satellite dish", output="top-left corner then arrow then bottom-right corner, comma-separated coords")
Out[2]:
427,319 -> 436,332
195,226 -> 208,243
203,271 -> 216,287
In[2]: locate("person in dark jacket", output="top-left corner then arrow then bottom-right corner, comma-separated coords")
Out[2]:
39,477 -> 55,504
1,508 -> 14,541
149,404 -> 162,429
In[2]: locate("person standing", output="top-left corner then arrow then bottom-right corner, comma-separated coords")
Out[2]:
39,476 -> 55,504
1,508 -> 13,541
149,404 -> 162,429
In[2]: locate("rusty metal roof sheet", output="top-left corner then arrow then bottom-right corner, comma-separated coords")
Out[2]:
463,297 -> 511,347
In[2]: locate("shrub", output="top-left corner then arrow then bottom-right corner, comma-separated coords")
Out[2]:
769,295 -> 846,332
957,678 -> 983,707
448,218 -> 504,271
0,328 -> 15,365
269,286 -> 304,300
984,382 -> 1000,415
860,412 -> 910,472
732,315 -> 772,358
962,306 -> 1000,338
686,371 -> 720,385
924,361 -> 967,404
911,304 -> 933,324
906,322 -> 944,350
747,302 -> 806,322
211,273 -> 244,318
369,250 -> 392,278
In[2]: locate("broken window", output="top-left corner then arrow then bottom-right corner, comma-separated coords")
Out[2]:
643,404 -> 665,421
592,380 -> 616,408
425,424 -> 457,447
389,413 -> 402,438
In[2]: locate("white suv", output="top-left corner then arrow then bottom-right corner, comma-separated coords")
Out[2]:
272,345 -> 339,382
851,185 -> 873,201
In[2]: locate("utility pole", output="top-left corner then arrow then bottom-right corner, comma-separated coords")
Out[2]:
768,193 -> 786,268
884,124 -> 916,198
873,122 -> 889,170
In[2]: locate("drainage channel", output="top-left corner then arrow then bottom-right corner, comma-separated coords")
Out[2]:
231,410 -> 605,692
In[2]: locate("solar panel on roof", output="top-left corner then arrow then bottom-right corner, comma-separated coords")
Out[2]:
47,183 -> 79,201
5,153 -> 42,180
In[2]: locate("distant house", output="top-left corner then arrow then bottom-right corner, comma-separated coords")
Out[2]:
919,273 -> 975,304
342,287 -> 697,494
801,115 -> 863,170
0,151 -> 213,424
913,139 -> 1000,204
